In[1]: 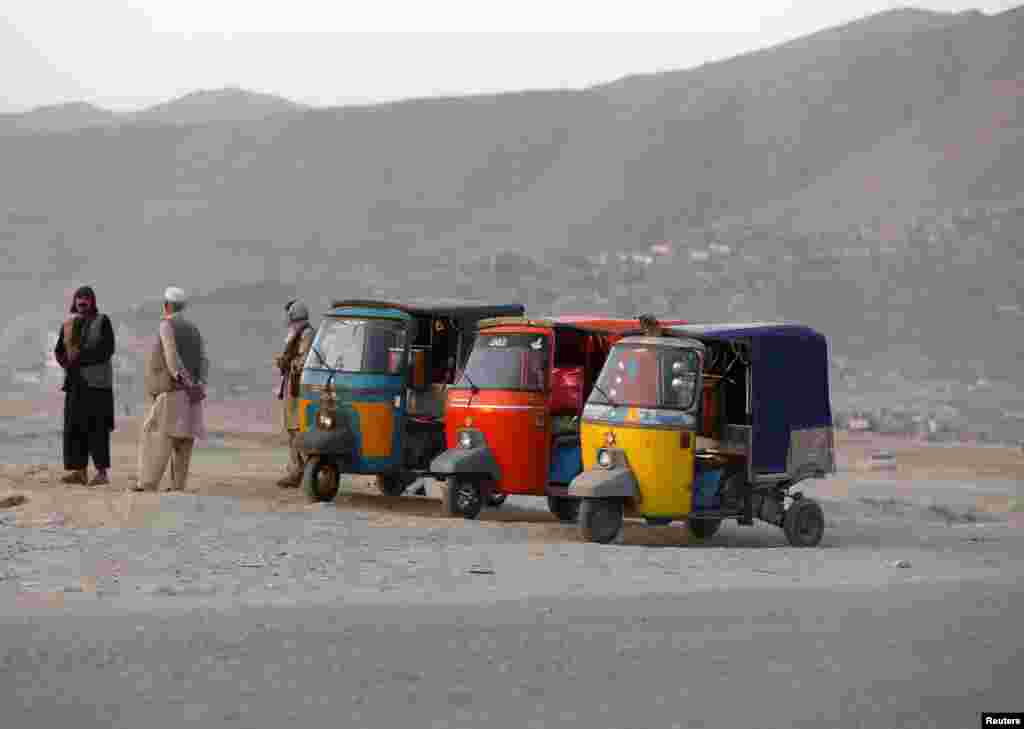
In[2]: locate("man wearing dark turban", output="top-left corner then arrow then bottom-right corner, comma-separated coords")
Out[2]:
53,286 -> 117,485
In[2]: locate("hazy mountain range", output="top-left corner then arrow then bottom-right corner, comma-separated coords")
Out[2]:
1,6 -> 1022,425
0,88 -> 306,133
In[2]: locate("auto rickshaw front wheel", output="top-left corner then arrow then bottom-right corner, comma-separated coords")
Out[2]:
302,458 -> 341,503
687,518 -> 722,541
578,497 -> 624,544
783,497 -> 825,547
445,478 -> 483,520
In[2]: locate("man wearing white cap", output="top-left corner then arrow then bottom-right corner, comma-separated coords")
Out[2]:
134,286 -> 209,492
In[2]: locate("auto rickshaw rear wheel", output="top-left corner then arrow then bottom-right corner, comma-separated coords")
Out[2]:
445,477 -> 483,520
687,518 -> 721,540
783,497 -> 825,547
302,458 -> 341,503
578,498 -> 623,544
547,495 -> 580,523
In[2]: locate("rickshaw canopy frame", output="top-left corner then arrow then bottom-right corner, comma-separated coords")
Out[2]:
633,322 -> 834,477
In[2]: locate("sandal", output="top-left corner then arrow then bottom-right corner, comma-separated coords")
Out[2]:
60,470 -> 88,485
88,473 -> 110,486
127,478 -> 152,492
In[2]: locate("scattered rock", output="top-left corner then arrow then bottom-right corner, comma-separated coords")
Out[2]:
889,559 -> 912,568
468,566 -> 495,575
0,493 -> 28,509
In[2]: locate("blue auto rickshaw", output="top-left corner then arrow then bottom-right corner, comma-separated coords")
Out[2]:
296,298 -> 524,501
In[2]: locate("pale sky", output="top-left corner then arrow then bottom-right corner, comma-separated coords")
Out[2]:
2,0 -> 1019,112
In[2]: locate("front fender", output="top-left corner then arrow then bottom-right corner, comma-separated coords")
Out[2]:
568,466 -> 639,499
429,446 -> 502,482
296,427 -> 356,458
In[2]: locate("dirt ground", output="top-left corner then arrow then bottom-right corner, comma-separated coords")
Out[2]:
2,404 -> 1022,537
0,412 -> 625,540
838,431 -> 1024,482
4,412 -> 1021,729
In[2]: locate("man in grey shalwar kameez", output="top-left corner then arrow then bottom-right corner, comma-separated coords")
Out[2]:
134,287 -> 209,492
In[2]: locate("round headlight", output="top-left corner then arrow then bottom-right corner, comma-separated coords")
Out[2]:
458,430 -> 474,449
317,411 -> 335,430
672,361 -> 685,373
597,449 -> 612,468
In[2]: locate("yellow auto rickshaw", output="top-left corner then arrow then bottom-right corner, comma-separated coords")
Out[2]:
568,322 -> 835,547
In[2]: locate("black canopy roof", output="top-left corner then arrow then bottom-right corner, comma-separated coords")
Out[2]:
329,298 -> 524,319
665,322 -> 832,475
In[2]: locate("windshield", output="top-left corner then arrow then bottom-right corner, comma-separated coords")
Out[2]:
591,344 -> 700,410
452,332 -> 549,391
310,317 -> 407,374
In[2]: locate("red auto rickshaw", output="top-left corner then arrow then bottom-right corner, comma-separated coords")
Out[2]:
429,315 -> 686,520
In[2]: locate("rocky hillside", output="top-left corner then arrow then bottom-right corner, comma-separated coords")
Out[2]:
1,6 -> 1022,437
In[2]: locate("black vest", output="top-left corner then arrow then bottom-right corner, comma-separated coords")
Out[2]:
79,314 -> 114,389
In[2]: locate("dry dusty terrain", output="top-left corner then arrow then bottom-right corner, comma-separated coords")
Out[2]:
1,402 -> 1022,600
2,400 -> 1024,728
1,403 -> 1022,532
0,419 -> 1020,530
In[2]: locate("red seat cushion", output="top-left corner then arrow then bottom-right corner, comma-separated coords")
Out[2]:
550,366 -> 584,414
